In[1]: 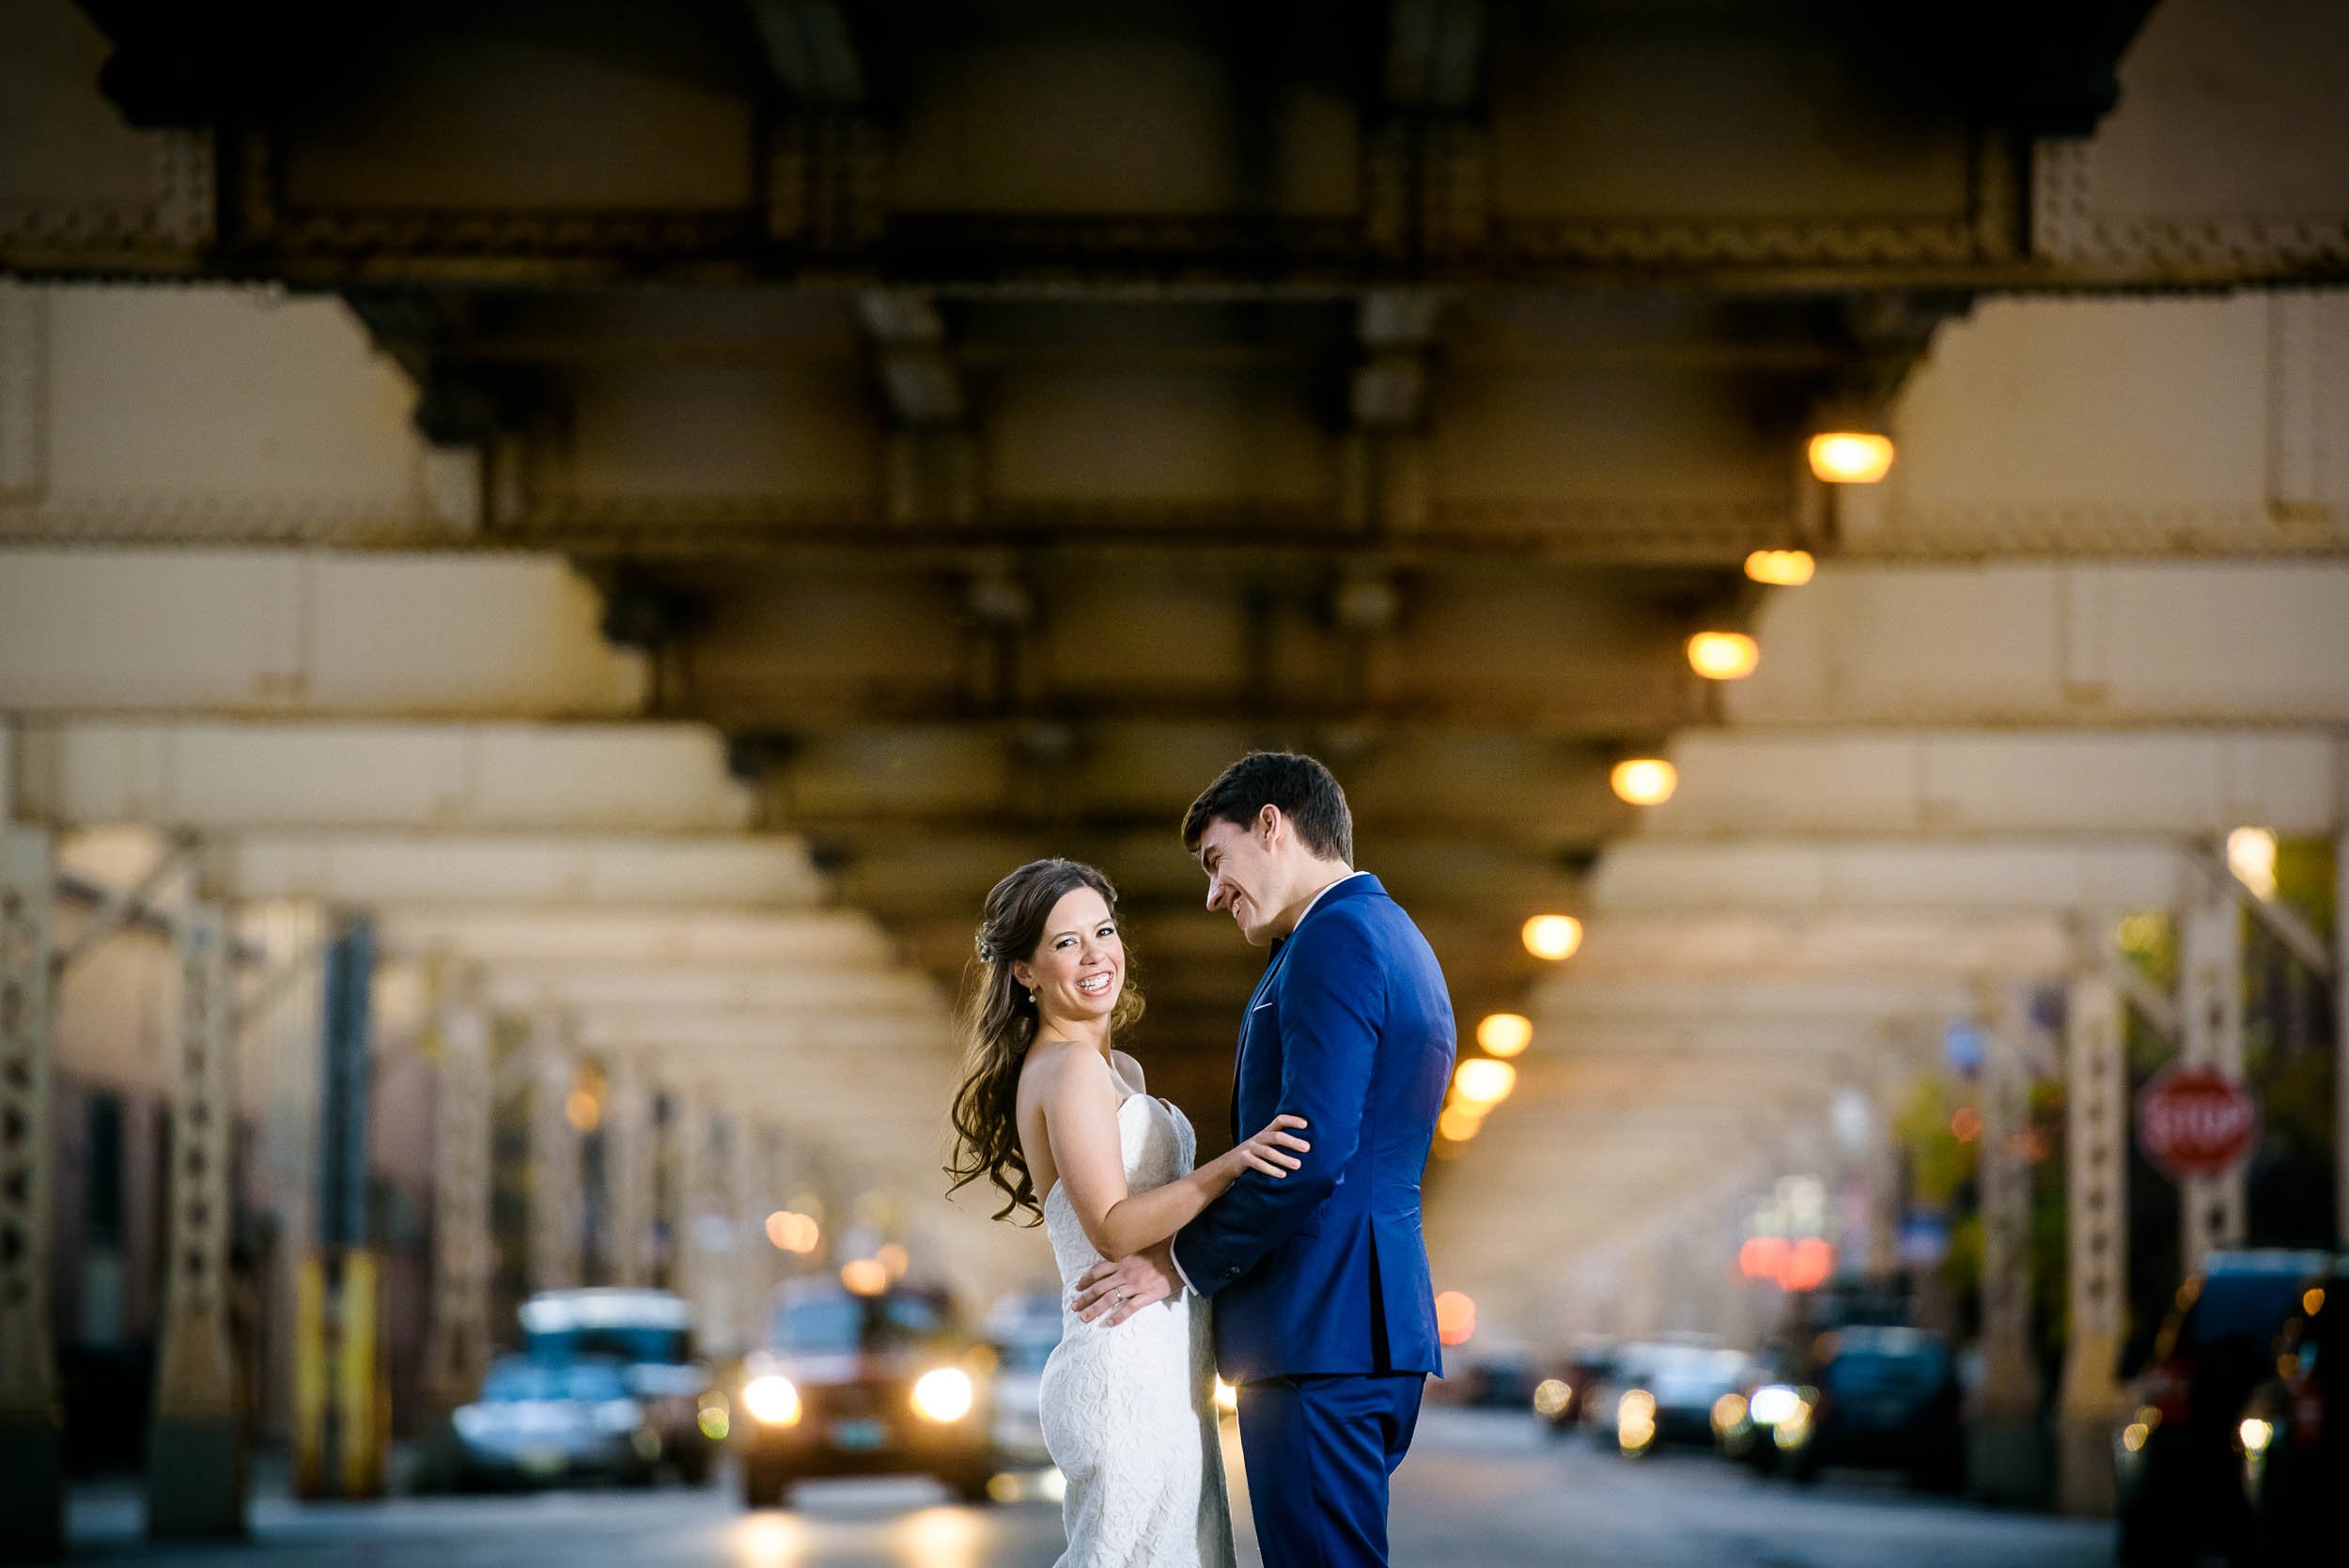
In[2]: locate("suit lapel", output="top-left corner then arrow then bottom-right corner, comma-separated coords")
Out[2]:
1230,939 -> 1292,1139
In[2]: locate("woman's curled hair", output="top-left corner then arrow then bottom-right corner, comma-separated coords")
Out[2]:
946,857 -> 1143,1224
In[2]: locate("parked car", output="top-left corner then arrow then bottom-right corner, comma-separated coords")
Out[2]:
1533,1340 -> 1619,1436
981,1289 -> 1063,1471
2115,1249 -> 2340,1567
1610,1342 -> 1750,1456
1773,1326 -> 1962,1490
2232,1260 -> 2347,1564
519,1287 -> 723,1483
1714,1342 -> 1810,1469
737,1280 -> 998,1509
449,1356 -> 662,1489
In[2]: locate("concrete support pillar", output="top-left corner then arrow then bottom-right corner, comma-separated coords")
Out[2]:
1968,998 -> 2046,1507
0,826 -> 64,1562
148,899 -> 247,1538
2179,891 -> 2247,1273
421,1001 -> 491,1411
526,1019 -> 582,1294
603,1054 -> 654,1289
2058,975 -> 2127,1515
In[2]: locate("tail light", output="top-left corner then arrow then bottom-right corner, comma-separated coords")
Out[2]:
2287,1372 -> 2324,1447
2142,1358 -> 2193,1425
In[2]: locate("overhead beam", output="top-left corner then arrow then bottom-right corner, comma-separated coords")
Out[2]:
205,831 -> 826,908
12,720 -> 753,834
1591,836 -> 2187,914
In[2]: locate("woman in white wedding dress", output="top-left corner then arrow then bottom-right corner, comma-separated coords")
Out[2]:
948,859 -> 1310,1568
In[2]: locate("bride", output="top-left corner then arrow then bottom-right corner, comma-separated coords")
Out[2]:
947,858 -> 1310,1568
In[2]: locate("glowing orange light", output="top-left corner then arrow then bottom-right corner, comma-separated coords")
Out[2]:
1610,758 -> 1678,806
564,1087 -> 600,1133
1476,1013 -> 1533,1058
764,1211 -> 820,1253
1807,432 -> 1894,484
877,1242 -> 910,1280
1454,1058 -> 1517,1107
1781,1237 -> 1834,1292
1738,1234 -> 1789,1281
1744,550 -> 1816,586
1688,632 -> 1761,681
1951,1107 -> 1982,1143
1434,1290 -> 1477,1346
1521,915 -> 1583,961
1438,1106 -> 1484,1143
840,1258 -> 888,1296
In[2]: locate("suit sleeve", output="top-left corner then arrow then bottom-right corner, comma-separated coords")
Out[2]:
1173,910 -> 1385,1298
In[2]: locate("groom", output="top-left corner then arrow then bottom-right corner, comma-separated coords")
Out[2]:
1073,752 -> 1455,1567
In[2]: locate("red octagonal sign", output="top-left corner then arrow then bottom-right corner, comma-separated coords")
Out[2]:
2139,1067 -> 2259,1181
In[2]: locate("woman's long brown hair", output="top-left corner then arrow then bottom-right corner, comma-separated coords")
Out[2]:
946,858 -> 1144,1224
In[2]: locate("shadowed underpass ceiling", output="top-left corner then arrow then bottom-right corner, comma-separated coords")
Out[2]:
19,0 -> 2337,1172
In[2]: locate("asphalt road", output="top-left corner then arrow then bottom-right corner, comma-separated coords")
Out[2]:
69,1408 -> 2112,1567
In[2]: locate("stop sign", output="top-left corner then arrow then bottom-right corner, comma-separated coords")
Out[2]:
2139,1067 -> 2259,1181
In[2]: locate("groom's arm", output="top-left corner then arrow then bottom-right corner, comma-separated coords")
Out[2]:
1169,913 -> 1384,1298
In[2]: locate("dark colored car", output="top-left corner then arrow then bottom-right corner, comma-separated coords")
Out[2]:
1533,1342 -> 1619,1436
1776,1326 -> 1962,1490
519,1288 -> 723,1483
2233,1263 -> 2347,1564
736,1281 -> 997,1508
2114,1249 -> 2339,1567
449,1356 -> 662,1489
1611,1343 -> 1750,1455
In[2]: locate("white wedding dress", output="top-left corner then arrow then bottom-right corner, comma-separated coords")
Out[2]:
1039,1093 -> 1237,1568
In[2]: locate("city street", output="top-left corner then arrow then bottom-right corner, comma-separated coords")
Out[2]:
69,1410 -> 2110,1568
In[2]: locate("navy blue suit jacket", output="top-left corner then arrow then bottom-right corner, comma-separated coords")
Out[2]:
1172,875 -> 1454,1383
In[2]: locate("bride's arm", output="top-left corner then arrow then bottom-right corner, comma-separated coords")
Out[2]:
1044,1048 -> 1308,1263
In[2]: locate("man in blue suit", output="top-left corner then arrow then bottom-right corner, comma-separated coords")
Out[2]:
1073,751 -> 1455,1567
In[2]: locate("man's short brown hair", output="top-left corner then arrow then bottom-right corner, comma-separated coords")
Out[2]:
1181,752 -> 1354,865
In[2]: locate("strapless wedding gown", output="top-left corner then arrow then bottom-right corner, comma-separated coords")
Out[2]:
1039,1093 -> 1237,1568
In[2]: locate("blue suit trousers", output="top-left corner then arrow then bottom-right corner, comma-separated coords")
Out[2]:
1236,1372 -> 1424,1568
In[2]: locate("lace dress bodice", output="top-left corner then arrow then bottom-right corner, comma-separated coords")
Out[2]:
1036,1093 -> 1236,1568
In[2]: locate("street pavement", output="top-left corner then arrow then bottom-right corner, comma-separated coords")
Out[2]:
67,1408 -> 2112,1567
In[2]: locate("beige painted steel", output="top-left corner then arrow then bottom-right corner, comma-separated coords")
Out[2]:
477,967 -> 939,1017
1563,910 -> 2073,980
2059,974 -> 2127,1515
525,1019 -> 583,1295
2177,893 -> 2248,1272
153,902 -> 241,1419
1593,837 -> 2187,914
214,831 -> 824,908
2340,826 -> 2349,1250
247,900 -> 328,1433
602,1054 -> 654,1290
422,1001 -> 493,1408
1729,564 -> 2349,729
0,828 -> 58,1418
0,550 -> 646,716
375,909 -> 897,971
1846,294 -> 2349,559
11,721 -> 754,834
1647,729 -> 2346,839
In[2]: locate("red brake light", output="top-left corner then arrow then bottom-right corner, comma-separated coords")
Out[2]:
2143,1358 -> 2192,1425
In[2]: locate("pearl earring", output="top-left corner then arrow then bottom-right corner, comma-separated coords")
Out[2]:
1028,988 -> 1037,1004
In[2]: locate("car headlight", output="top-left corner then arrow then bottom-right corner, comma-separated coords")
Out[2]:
1748,1384 -> 1799,1427
742,1374 -> 801,1427
911,1367 -> 975,1423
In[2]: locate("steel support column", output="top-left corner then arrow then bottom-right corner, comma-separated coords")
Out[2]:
0,826 -> 63,1562
2179,892 -> 2247,1272
2058,974 -> 2127,1515
421,1000 -> 491,1410
2339,827 -> 2349,1250
527,1019 -> 583,1294
294,918 -> 383,1501
1968,996 -> 2046,1507
251,902 -> 327,1440
148,899 -> 248,1538
604,1055 -> 653,1289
